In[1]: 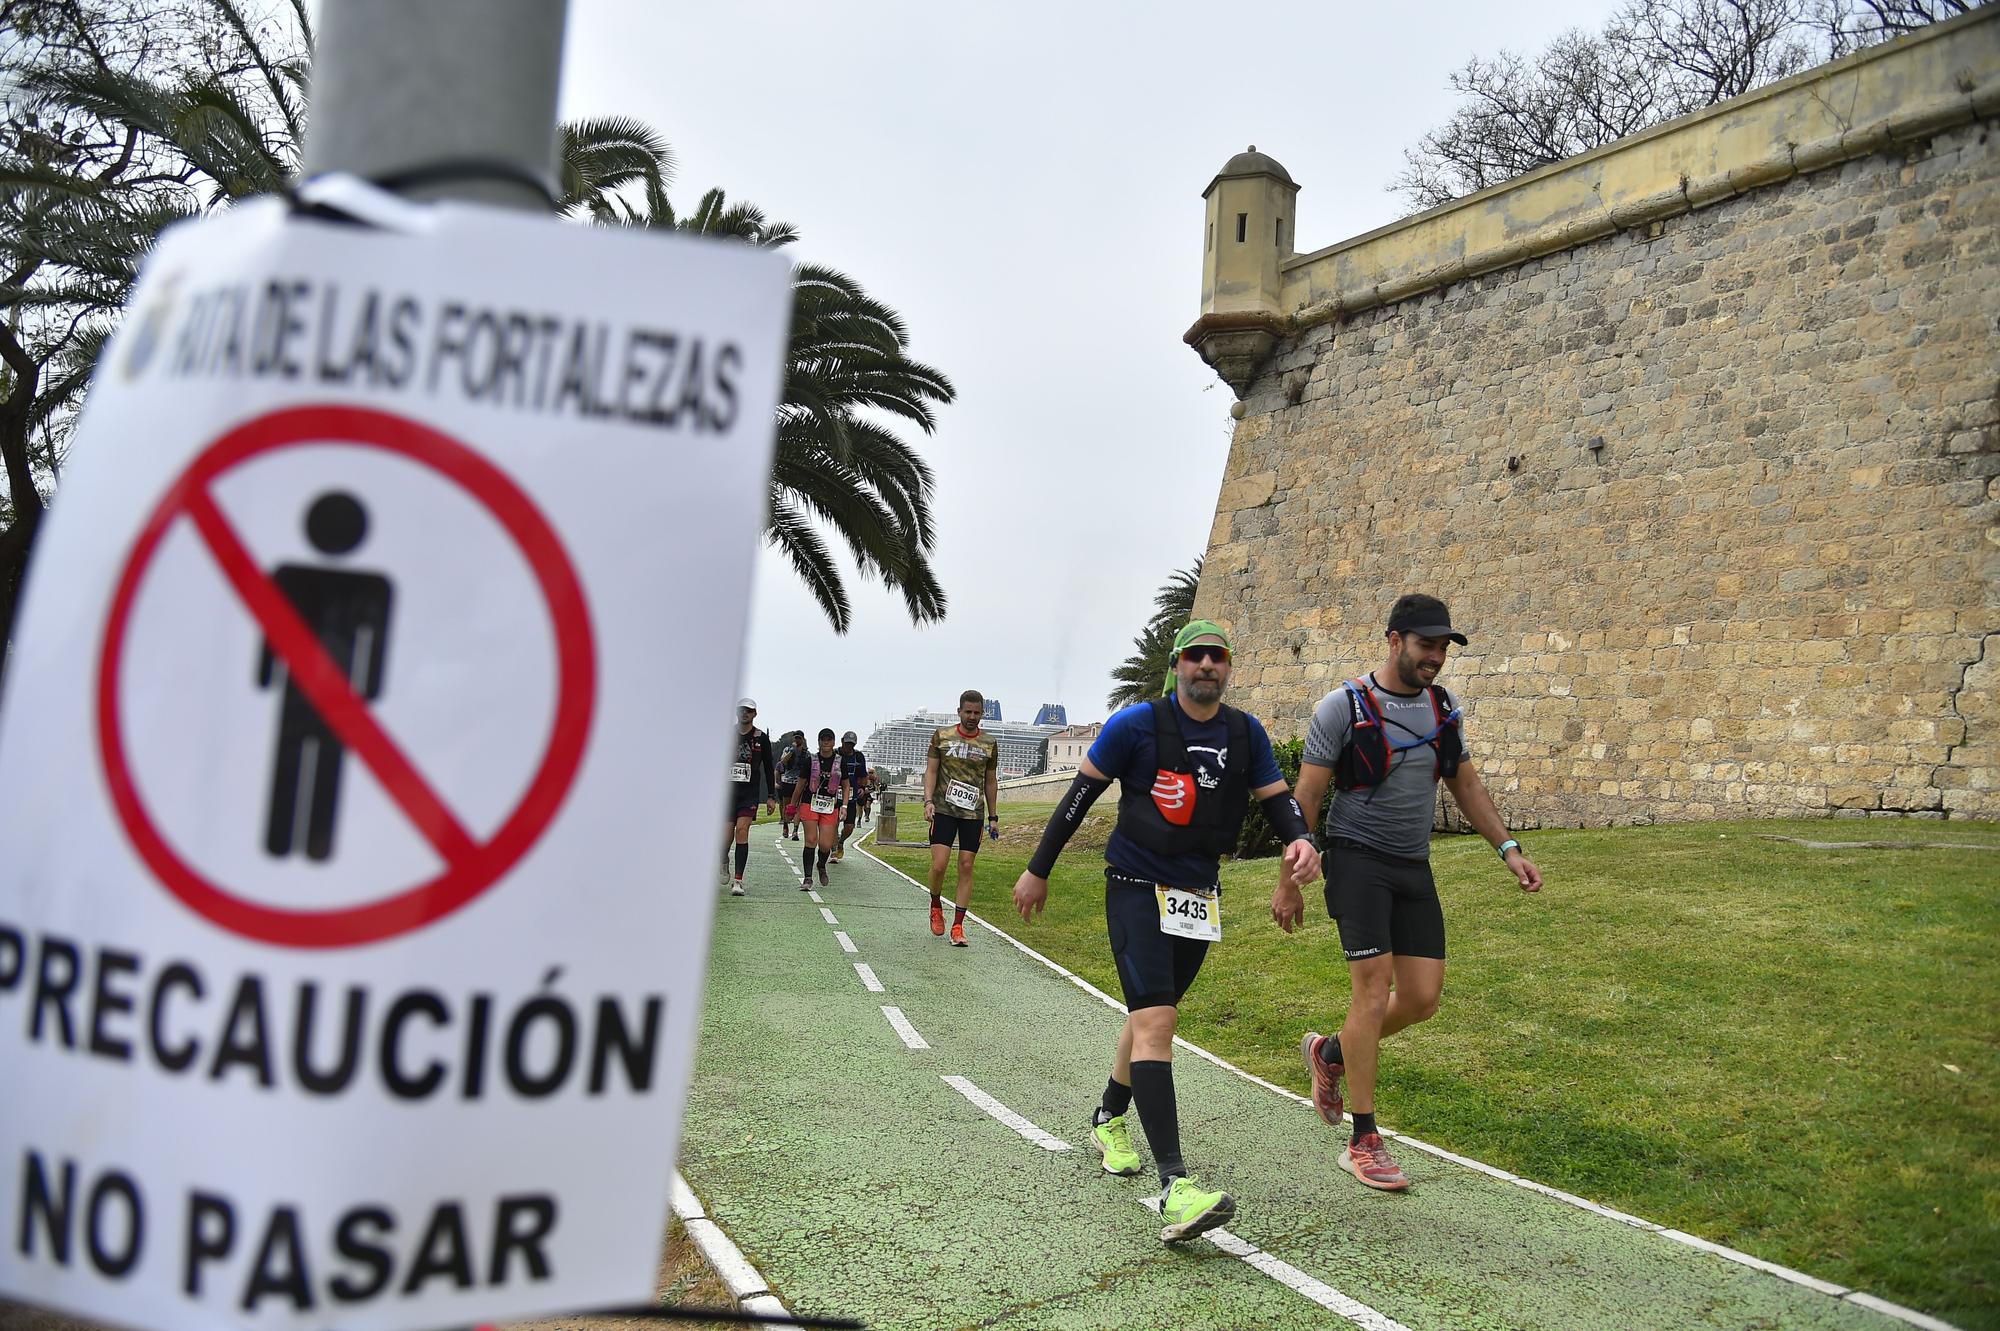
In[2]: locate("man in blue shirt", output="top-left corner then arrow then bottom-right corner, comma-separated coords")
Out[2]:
831,731 -> 869,863
1014,620 -> 1319,1244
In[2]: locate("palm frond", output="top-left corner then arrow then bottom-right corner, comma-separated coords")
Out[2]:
766,498 -> 852,633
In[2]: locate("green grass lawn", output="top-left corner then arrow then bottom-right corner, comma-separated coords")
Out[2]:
871,805 -> 2000,1329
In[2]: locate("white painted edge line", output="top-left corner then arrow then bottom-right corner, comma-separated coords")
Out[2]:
1843,1292 -> 1963,1331
1138,1196 -> 1411,1331
881,1004 -> 930,1050
742,1294 -> 802,1328
941,1074 -> 1071,1151
853,962 -> 884,993
833,930 -> 858,954
670,1170 -> 792,1318
1512,1178 -> 1654,1228
855,841 -> 1961,1331
1656,1230 -> 1848,1297
818,906 -> 839,926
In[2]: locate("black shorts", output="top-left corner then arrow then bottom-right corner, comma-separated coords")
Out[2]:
1322,838 -> 1446,962
729,788 -> 758,821
1106,870 -> 1210,1011
929,812 -> 984,851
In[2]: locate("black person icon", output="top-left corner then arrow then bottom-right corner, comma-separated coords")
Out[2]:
257,491 -> 393,861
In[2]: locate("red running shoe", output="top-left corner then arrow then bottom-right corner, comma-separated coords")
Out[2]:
930,902 -> 946,936
949,919 -> 968,947
1301,1032 -> 1344,1127
1340,1133 -> 1410,1191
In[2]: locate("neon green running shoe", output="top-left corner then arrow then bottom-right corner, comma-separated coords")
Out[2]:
1091,1112 -> 1143,1177
1159,1174 -> 1236,1243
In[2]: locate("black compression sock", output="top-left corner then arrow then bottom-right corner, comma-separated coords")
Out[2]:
1321,1034 -> 1344,1066
733,844 -> 749,878
1351,1110 -> 1377,1141
1100,1076 -> 1133,1119
1130,1059 -> 1183,1185
803,848 -> 817,876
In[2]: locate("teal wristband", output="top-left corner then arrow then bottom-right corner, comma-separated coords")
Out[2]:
1496,838 -> 1521,860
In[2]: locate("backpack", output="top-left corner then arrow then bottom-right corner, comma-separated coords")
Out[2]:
1332,677 -> 1464,791
1116,698 -> 1251,859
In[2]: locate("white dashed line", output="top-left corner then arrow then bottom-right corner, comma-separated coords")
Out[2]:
1139,1196 -> 1411,1331
853,839 -> 1948,1327
941,1075 -> 1070,1152
833,930 -> 858,953
808,890 -> 824,903
881,1005 -> 929,1050
819,906 -> 838,926
853,963 -> 883,993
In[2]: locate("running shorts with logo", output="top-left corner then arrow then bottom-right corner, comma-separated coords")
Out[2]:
729,785 -> 758,821
1322,837 -> 1446,962
1105,868 -> 1209,1010
929,811 -> 983,852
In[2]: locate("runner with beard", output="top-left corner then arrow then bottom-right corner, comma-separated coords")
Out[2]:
924,691 -> 1001,946
722,699 -> 776,897
1014,621 -> 1319,1243
1275,594 -> 1543,1191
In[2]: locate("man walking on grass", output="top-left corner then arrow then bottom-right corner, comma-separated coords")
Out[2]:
1015,621 -> 1320,1243
1274,594 -> 1542,1191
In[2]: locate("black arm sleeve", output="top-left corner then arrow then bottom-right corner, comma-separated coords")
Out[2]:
1259,791 -> 1312,845
1027,771 -> 1113,878
759,734 -> 775,797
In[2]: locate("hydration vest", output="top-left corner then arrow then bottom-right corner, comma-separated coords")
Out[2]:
1116,698 -> 1251,859
1332,677 -> 1464,791
807,754 -> 841,796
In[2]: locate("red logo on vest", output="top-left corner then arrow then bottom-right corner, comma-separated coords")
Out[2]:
1151,771 -> 1195,825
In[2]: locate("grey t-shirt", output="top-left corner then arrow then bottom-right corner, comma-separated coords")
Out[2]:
1301,676 -> 1461,859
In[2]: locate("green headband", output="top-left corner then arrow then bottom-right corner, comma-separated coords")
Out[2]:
1162,619 -> 1233,695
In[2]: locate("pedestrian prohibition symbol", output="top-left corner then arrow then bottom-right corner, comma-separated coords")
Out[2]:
95,404 -> 596,949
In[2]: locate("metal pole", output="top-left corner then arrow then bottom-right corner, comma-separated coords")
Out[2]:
301,0 -> 568,211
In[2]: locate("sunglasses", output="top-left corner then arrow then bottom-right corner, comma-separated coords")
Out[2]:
1181,645 -> 1231,665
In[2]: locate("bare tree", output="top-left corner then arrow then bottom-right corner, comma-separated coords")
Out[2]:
1393,0 -> 1986,211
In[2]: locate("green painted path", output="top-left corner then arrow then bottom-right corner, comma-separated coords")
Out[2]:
678,833 -> 1935,1331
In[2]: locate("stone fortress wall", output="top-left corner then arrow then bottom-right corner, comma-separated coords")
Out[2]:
1185,10 -> 1999,826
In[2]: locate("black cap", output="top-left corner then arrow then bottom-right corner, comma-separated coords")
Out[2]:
1386,594 -> 1468,646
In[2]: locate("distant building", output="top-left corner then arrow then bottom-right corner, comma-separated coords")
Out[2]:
865,709 -> 1068,782
983,698 -> 1002,722
1045,723 -> 1103,774
1034,703 -> 1069,727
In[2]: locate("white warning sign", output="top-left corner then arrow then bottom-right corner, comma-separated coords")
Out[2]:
0,190 -> 792,1330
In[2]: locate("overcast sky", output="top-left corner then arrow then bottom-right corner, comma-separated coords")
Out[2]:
558,1 -> 1619,742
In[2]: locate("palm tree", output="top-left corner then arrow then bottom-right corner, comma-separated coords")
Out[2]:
554,176 -> 955,631
2,0 -> 954,643
1105,556 -> 1205,712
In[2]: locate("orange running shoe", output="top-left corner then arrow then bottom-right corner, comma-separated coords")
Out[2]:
949,919 -> 968,947
930,901 -> 946,936
1301,1032 -> 1344,1128
1340,1132 -> 1410,1191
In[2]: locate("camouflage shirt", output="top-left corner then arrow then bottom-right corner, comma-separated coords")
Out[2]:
928,725 -> 1000,820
